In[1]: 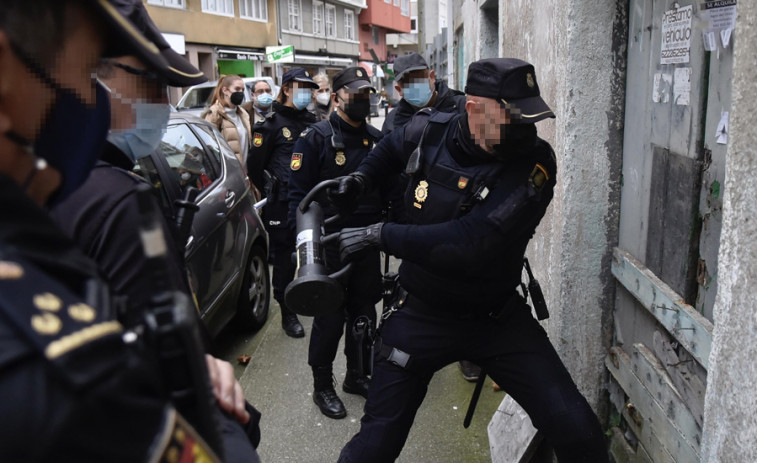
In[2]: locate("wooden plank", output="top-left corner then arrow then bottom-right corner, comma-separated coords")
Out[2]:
621,407 -> 675,463
652,330 -> 706,427
609,427 -> 654,463
612,247 -> 713,368
606,347 -> 700,462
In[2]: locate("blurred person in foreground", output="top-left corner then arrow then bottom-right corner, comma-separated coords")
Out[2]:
0,1 -> 258,461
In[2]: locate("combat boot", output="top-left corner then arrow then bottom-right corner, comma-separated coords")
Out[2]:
313,366 -> 346,419
342,369 -> 370,398
280,304 -> 304,338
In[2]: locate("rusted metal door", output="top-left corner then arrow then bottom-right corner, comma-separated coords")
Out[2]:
608,1 -> 736,461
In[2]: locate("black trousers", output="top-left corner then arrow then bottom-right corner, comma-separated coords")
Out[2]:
308,248 -> 382,370
267,227 -> 295,305
337,297 -> 608,463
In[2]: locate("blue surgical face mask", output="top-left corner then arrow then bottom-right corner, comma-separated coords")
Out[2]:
403,81 -> 433,107
293,88 -> 312,110
107,103 -> 171,163
256,92 -> 274,108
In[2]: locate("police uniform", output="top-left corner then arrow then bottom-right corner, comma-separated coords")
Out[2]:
287,68 -> 385,414
0,177 -> 222,462
248,98 -> 317,324
336,59 -> 608,462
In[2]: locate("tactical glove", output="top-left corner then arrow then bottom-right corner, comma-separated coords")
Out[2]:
328,172 -> 368,214
339,223 -> 384,263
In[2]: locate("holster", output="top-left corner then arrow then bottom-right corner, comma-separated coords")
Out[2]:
352,315 -> 376,377
263,170 -> 279,202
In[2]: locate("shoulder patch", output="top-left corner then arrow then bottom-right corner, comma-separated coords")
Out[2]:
529,163 -> 550,193
253,132 -> 263,147
291,153 -> 303,171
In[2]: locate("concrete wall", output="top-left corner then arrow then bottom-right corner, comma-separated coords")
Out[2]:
495,0 -> 626,413
702,2 -> 757,461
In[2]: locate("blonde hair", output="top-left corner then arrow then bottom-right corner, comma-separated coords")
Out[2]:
212,74 -> 243,108
313,73 -> 330,90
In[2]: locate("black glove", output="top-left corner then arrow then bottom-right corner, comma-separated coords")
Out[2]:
328,172 -> 368,214
339,223 -> 384,263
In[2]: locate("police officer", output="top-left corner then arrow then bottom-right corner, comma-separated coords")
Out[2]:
288,67 -> 384,419
382,52 -> 466,135
48,2 -> 262,460
330,58 -> 609,462
248,68 -> 318,338
0,1 -> 247,461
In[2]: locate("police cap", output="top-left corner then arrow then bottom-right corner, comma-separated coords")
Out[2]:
282,68 -> 319,88
98,0 -> 207,87
393,53 -> 429,82
332,67 -> 376,93
465,58 -> 555,123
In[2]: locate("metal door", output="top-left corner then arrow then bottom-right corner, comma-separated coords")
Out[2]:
608,1 -> 736,461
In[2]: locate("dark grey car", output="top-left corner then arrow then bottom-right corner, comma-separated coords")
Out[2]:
134,113 -> 270,336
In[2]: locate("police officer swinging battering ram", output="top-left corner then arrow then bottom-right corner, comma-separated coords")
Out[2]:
326,58 -> 609,462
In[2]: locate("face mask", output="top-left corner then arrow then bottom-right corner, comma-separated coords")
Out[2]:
108,103 -> 171,163
316,92 -> 331,107
403,81 -> 433,107
339,96 -> 371,122
293,88 -> 312,110
229,91 -> 244,106
256,93 -> 274,108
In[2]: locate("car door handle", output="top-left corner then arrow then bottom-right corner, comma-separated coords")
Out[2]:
225,191 -> 236,208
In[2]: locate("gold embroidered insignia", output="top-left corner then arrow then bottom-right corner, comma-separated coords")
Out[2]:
69,303 -> 97,323
291,153 -> 303,171
253,132 -> 263,147
32,313 -> 62,335
335,152 -> 346,166
0,261 -> 23,279
282,127 -> 291,139
526,73 -> 535,89
529,164 -> 549,192
457,177 -> 469,189
34,293 -> 62,312
413,180 -> 429,209
363,139 -> 369,146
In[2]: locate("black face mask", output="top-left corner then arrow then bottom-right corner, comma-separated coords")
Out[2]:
491,123 -> 537,158
339,96 -> 371,122
230,91 -> 244,106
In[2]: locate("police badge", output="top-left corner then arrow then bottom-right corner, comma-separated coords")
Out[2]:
282,127 -> 291,139
335,152 -> 346,166
413,180 -> 429,209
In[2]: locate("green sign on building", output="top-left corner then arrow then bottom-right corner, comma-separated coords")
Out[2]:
266,45 -> 295,64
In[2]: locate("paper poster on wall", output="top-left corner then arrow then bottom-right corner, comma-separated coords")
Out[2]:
702,30 -> 718,51
716,111 -> 729,145
652,72 -> 672,103
674,67 -> 691,106
660,5 -> 693,64
701,0 -> 738,49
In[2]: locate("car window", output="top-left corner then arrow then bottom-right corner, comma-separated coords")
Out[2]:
192,124 -> 224,174
160,123 -> 218,195
133,155 -> 174,215
176,87 -> 214,110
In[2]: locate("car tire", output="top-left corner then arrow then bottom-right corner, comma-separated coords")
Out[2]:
235,244 -> 270,331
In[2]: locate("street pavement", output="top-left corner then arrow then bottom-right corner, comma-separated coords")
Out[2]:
220,112 -> 507,462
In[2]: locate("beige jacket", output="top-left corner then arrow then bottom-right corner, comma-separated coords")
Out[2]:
204,101 -> 252,165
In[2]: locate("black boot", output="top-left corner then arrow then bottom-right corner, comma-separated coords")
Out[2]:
312,366 -> 346,419
280,305 -> 304,338
342,369 -> 370,398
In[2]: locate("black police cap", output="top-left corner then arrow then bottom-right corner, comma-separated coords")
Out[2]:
465,58 -> 555,123
282,68 -> 319,88
97,0 -> 206,87
393,53 -> 429,82
332,67 -> 375,93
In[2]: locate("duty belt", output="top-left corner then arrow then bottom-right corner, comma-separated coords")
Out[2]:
399,287 -> 523,321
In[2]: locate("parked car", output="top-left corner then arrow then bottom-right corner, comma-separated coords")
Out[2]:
175,77 -> 280,118
134,113 -> 270,336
